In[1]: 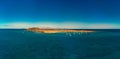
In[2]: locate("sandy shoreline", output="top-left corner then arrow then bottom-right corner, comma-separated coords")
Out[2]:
27,27 -> 94,33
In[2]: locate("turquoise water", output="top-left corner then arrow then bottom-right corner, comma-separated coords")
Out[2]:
0,29 -> 120,59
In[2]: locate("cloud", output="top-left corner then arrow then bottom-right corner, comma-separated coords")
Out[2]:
0,22 -> 31,29
85,23 -> 119,29
0,22 -> 120,29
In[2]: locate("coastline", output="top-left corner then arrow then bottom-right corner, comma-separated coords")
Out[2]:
27,27 -> 94,33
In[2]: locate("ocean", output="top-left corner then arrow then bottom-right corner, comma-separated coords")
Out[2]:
0,29 -> 120,59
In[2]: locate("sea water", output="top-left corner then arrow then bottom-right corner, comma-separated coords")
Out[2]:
0,29 -> 120,59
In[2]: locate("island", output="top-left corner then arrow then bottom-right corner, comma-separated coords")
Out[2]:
27,27 -> 94,33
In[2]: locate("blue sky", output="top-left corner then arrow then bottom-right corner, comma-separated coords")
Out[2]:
0,0 -> 120,29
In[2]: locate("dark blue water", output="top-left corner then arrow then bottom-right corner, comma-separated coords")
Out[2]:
0,29 -> 120,59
